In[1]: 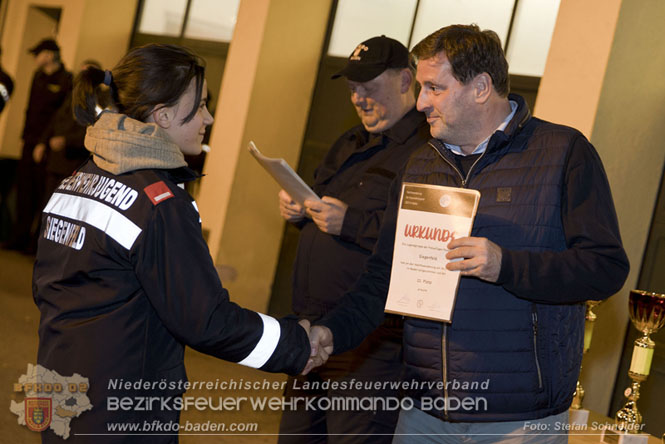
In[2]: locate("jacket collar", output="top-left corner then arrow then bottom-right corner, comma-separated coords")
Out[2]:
164,166 -> 200,184
481,93 -> 531,157
353,106 -> 424,153
502,93 -> 531,138
383,106 -> 424,145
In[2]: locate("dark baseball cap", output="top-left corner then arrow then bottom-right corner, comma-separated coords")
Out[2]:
28,38 -> 60,55
332,35 -> 409,82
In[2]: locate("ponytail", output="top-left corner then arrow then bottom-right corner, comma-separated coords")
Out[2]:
72,66 -> 114,126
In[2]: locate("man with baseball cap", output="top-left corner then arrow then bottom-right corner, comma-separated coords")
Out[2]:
3,38 -> 72,253
277,35 -> 430,442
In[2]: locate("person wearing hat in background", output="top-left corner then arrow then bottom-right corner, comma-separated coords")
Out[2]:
33,59 -> 102,221
2,38 -> 72,253
277,35 -> 430,443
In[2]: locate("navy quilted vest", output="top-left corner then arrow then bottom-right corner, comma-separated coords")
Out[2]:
400,96 -> 586,422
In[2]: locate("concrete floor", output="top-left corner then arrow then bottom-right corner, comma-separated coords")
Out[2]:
0,249 -> 286,443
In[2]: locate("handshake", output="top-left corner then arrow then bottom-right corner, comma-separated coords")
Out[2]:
297,320 -> 335,375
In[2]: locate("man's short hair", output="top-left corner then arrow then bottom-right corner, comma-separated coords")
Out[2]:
411,24 -> 510,97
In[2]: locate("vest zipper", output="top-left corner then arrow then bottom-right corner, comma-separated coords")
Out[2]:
464,151 -> 487,187
428,139 -> 489,419
428,142 -> 466,187
441,324 -> 449,420
427,141 -> 488,188
531,307 -> 544,390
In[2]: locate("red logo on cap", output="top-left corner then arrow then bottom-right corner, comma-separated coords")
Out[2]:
144,181 -> 174,205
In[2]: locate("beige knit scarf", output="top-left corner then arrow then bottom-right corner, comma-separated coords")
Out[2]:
85,112 -> 187,175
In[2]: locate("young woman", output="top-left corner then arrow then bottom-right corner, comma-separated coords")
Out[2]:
33,44 -> 311,442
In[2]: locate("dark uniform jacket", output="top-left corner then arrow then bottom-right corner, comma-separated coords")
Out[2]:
318,94 -> 629,422
292,107 -> 430,316
33,113 -> 310,442
41,94 -> 89,176
22,65 -> 72,145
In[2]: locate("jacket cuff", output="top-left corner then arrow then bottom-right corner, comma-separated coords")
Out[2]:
315,315 -> 350,355
496,247 -> 513,285
291,219 -> 307,230
339,206 -> 361,242
259,316 -> 311,375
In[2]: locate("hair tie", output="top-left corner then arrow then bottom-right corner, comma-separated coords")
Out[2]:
103,70 -> 113,86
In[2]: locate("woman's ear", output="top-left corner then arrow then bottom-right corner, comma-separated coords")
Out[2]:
149,105 -> 173,129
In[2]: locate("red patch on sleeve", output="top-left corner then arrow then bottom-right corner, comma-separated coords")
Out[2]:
144,181 -> 174,205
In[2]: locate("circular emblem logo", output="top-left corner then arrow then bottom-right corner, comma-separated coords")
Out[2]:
439,194 -> 451,208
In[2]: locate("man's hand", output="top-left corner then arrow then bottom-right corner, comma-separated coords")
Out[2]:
297,319 -> 315,375
49,136 -> 66,151
279,190 -> 306,222
305,196 -> 348,235
445,236 -> 502,282
32,143 -> 47,163
301,325 -> 334,375
298,318 -> 311,333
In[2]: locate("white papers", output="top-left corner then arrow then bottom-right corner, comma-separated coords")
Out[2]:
248,141 -> 321,205
385,183 -> 481,322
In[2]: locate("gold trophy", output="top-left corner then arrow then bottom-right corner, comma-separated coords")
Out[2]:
569,300 -> 600,425
603,289 -> 665,444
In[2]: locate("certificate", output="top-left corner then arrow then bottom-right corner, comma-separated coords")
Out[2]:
248,141 -> 321,205
384,183 -> 481,322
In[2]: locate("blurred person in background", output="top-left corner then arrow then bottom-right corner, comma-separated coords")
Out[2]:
33,59 -> 102,212
3,38 -> 72,253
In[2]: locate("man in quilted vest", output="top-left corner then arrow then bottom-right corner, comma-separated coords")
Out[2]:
310,24 -> 629,444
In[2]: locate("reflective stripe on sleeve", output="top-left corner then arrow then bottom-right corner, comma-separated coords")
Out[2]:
191,201 -> 201,222
44,192 -> 142,250
237,313 -> 281,369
